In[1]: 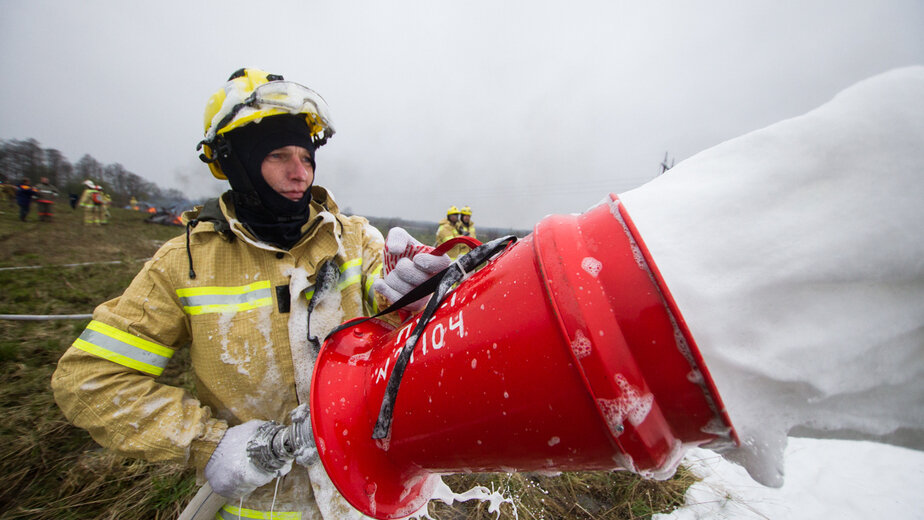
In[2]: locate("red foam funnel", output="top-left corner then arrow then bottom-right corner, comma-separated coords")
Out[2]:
310,194 -> 736,519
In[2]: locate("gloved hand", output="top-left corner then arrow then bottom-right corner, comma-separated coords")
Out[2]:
204,420 -> 293,499
288,404 -> 318,467
373,227 -> 452,312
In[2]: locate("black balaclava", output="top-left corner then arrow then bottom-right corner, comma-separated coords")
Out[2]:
219,114 -> 318,248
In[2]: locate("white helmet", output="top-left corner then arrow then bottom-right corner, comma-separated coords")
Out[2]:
83,179 -> 95,188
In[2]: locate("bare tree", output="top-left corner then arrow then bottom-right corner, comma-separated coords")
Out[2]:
74,154 -> 104,185
0,139 -> 45,181
1,138 -> 195,211
44,148 -> 72,186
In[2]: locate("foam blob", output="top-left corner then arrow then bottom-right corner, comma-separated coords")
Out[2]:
620,66 -> 924,486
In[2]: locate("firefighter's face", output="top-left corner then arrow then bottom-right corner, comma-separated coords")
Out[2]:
261,146 -> 315,201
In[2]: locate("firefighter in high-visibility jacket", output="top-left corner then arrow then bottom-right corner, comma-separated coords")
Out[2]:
51,68 -> 450,519
77,180 -> 103,225
435,205 -> 462,256
436,206 -> 476,259
451,205 -> 478,257
457,206 -> 476,239
100,190 -> 112,224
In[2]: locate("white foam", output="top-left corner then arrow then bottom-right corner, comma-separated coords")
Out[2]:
570,329 -> 592,359
580,256 -> 603,277
620,66 -> 924,486
596,374 -> 655,437
286,267 -> 314,404
409,476 -> 516,520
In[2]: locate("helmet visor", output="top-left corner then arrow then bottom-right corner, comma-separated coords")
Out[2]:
206,81 -> 335,144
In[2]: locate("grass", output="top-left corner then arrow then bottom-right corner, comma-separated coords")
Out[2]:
431,471 -> 696,519
0,200 -> 696,519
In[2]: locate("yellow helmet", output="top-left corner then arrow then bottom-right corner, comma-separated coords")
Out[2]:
460,206 -> 472,216
447,205 -> 461,216
197,68 -> 336,180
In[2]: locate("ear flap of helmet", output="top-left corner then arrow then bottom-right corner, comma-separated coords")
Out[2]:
197,138 -> 232,180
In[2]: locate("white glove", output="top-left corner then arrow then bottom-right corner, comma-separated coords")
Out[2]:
373,227 -> 452,312
204,420 -> 292,499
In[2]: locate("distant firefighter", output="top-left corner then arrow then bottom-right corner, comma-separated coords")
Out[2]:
435,205 -> 477,259
0,179 -> 16,209
101,190 -> 112,224
15,177 -> 37,222
435,205 -> 461,246
448,205 -> 477,258
457,205 -> 476,238
34,177 -> 60,222
77,179 -> 104,225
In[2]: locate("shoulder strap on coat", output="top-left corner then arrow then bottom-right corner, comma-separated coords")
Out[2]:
192,198 -> 233,238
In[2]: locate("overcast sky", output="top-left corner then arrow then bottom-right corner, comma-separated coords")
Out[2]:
1,1 -> 921,229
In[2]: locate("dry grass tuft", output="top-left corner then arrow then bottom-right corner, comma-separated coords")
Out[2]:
431,469 -> 696,520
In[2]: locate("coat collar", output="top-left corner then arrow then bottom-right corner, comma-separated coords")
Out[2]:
183,186 -> 344,254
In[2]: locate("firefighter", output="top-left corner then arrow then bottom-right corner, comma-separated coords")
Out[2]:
100,188 -> 112,224
436,206 -> 476,259
51,68 -> 449,519
34,177 -> 60,222
446,205 -> 478,258
14,177 -> 37,221
1,178 -> 18,211
435,205 -> 461,246
457,205 -> 476,238
77,179 -> 103,225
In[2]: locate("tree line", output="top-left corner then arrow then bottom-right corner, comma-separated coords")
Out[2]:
0,138 -> 189,209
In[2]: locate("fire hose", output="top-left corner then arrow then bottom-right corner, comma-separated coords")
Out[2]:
1,259 -> 147,321
0,314 -> 93,321
0,258 -> 149,271
247,405 -> 317,472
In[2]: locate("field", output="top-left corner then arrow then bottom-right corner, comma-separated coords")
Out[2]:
0,199 -> 694,519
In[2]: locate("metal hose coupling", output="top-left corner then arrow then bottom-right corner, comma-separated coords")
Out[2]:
247,413 -> 316,473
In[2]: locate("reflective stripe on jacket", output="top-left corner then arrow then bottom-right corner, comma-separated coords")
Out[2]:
52,186 -> 385,517
73,319 -> 175,376
217,503 -> 303,519
35,182 -> 58,203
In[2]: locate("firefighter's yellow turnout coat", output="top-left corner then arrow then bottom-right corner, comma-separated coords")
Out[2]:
77,186 -> 103,225
434,217 -> 457,246
52,187 -> 385,518
436,217 -> 477,259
